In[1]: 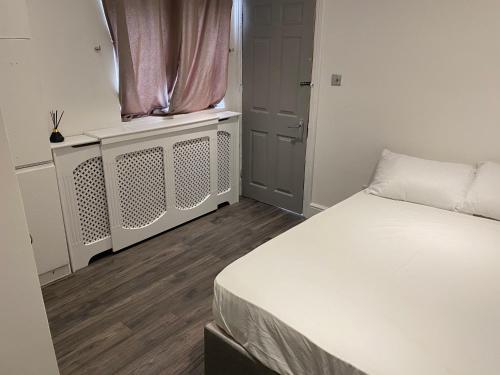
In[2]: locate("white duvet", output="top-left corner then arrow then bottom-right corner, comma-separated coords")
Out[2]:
213,192 -> 500,375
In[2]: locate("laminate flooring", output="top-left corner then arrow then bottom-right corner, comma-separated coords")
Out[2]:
42,198 -> 304,375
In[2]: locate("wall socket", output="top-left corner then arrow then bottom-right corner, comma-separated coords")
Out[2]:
331,74 -> 342,86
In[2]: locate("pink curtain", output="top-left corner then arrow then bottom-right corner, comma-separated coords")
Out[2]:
103,0 -> 232,120
169,0 -> 232,114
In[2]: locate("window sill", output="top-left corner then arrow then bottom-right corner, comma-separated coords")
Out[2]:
123,107 -> 230,127
84,109 -> 240,145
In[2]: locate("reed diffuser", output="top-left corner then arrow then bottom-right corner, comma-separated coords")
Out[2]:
50,110 -> 65,143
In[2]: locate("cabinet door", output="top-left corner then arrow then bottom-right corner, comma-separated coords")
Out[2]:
0,0 -> 31,38
16,163 -> 70,276
0,85 -> 60,375
0,39 -> 51,167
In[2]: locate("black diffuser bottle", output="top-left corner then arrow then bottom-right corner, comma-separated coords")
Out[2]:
50,110 -> 65,143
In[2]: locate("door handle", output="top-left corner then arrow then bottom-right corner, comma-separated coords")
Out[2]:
288,119 -> 304,129
288,119 -> 305,142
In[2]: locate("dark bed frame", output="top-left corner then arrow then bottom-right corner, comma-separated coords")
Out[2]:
204,322 -> 368,375
204,322 -> 278,375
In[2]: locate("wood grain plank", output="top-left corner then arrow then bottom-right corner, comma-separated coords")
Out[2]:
42,197 -> 303,375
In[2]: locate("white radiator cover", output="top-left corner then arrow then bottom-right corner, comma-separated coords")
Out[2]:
116,146 -> 167,229
53,143 -> 112,271
217,130 -> 232,195
216,120 -> 239,206
173,136 -> 212,210
73,156 -> 110,244
54,118 -> 239,269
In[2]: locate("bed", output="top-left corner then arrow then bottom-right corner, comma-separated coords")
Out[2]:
209,191 -> 500,375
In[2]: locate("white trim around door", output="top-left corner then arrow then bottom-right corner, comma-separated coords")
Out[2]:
302,0 -> 327,218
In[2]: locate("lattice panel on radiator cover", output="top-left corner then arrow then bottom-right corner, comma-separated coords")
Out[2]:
73,157 -> 111,245
116,147 -> 167,229
217,131 -> 231,194
173,137 -> 211,210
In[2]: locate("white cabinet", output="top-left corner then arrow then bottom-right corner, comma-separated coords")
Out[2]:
16,163 -> 70,285
102,125 -> 220,251
52,114 -> 240,270
100,117 -> 240,252
52,141 -> 112,271
0,0 -> 31,39
216,118 -> 240,206
0,39 -> 51,167
0,96 -> 60,375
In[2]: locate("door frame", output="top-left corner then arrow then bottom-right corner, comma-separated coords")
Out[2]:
235,0 -> 326,216
301,0 -> 326,217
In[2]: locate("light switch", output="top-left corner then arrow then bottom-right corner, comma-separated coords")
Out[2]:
331,74 -> 342,86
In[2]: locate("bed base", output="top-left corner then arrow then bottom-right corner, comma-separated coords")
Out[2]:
204,322 -> 278,375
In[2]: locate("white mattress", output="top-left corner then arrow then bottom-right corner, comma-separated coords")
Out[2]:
213,192 -> 500,375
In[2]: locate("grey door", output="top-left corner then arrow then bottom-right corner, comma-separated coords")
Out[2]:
242,0 -> 315,214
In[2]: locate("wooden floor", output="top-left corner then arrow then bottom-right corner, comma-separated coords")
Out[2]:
42,198 -> 303,375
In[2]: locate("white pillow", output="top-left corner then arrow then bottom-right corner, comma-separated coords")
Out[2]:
461,161 -> 500,220
367,149 -> 475,211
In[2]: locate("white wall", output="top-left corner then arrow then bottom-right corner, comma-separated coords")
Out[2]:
26,0 -> 121,137
305,0 -> 500,213
0,39 -> 54,166
0,109 -> 59,375
24,0 -> 242,137
0,0 -> 31,38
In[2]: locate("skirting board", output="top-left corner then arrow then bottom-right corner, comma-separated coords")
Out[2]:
304,189 -> 368,218
304,202 -> 329,218
39,264 -> 71,286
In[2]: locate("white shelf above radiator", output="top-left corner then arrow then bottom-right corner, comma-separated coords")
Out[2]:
50,135 -> 100,150
85,111 -> 241,145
